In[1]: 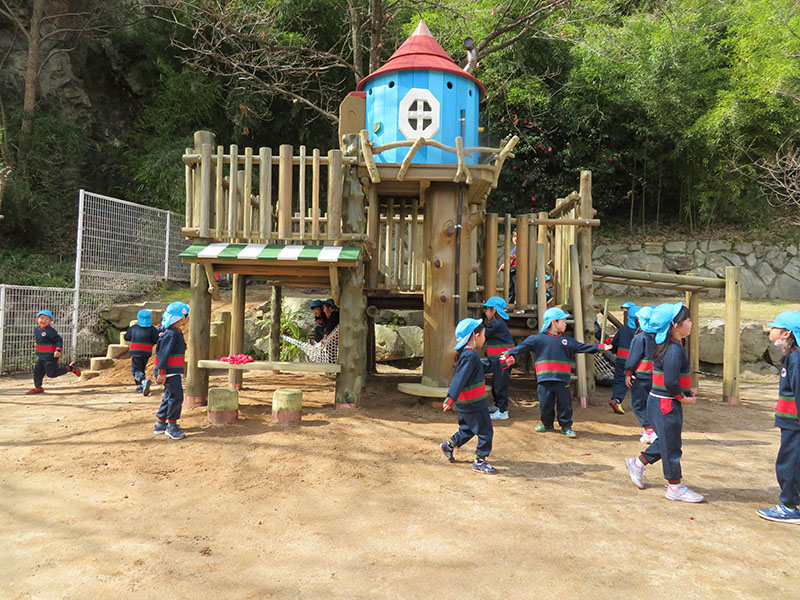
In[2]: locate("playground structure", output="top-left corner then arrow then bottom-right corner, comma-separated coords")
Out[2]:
177,21 -> 743,409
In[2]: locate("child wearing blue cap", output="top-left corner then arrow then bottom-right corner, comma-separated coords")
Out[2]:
757,311 -> 800,523
440,318 -> 506,474
310,299 -> 327,343
123,309 -> 159,395
624,302 -> 704,503
483,296 -> 514,420
624,306 -> 658,444
503,307 -> 610,438
153,302 -> 190,440
26,310 -> 81,395
322,298 -> 339,340
608,302 -> 639,415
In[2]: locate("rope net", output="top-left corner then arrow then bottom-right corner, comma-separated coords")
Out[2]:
594,353 -> 615,382
282,326 -> 339,363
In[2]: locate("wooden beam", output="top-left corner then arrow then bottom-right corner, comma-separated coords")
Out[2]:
570,244 -> 589,408
270,286 -> 282,362
516,214 -> 530,307
548,191 -> 581,219
329,265 -> 340,305
686,290 -> 700,388
327,149 -> 343,241
229,274 -> 245,389
397,137 -> 424,181
593,266 -> 725,289
490,135 -> 519,188
198,359 -> 341,373
503,213 -> 512,303
359,129 -> 381,183
484,213 -> 498,300
536,243 -> 547,328
723,266 -> 741,404
278,144 -> 293,239
203,263 -> 221,301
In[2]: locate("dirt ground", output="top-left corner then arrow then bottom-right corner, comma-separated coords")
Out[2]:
2,361 -> 799,599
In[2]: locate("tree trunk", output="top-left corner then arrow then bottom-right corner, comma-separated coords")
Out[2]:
369,0 -> 384,74
19,0 -> 45,165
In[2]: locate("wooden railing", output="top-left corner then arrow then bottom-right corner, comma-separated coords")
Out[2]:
367,197 -> 425,291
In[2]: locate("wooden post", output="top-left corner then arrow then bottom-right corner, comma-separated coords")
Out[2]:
311,148 -> 321,240
686,290 -> 700,388
229,274 -> 245,390
278,144 -> 292,239
366,185 -> 379,289
185,147 -> 194,228
385,198 -> 394,288
503,213 -> 512,303
411,197 -> 420,291
578,171 -> 596,392
227,144 -> 239,241
536,243 -> 547,328
258,147 -> 272,242
723,266 -> 741,404
215,145 -> 225,236
298,145 -> 306,239
484,213 -> 498,300
272,388 -> 302,424
327,149 -> 343,241
199,143 -> 212,238
242,147 -> 253,240
570,244 -> 589,408
516,214 -> 529,308
270,286 -> 282,362
527,215 -> 537,307
185,131 -> 214,408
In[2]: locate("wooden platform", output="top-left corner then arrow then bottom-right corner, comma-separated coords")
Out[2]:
397,382 -> 448,398
197,360 -> 341,373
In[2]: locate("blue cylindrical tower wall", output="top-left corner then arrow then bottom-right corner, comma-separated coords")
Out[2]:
364,70 -> 480,164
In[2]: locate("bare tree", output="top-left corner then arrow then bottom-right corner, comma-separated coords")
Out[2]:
757,140 -> 800,209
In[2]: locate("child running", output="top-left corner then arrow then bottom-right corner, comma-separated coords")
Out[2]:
27,309 -> 81,395
440,318 -> 504,474
124,309 -> 159,396
624,302 -> 704,503
624,305 -> 658,444
503,307 -> 610,438
153,302 -> 190,440
609,301 -> 639,414
757,311 -> 800,524
483,296 -> 514,420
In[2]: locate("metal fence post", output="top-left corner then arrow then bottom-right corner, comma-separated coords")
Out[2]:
0,285 -> 6,373
71,190 -> 86,361
165,211 -> 171,280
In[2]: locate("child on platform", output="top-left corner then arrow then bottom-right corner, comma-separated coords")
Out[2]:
609,301 -> 639,414
483,296 -> 514,420
503,307 -> 609,438
624,302 -> 704,503
310,299 -> 327,343
440,318 -> 505,474
322,298 -> 339,340
153,302 -> 189,440
124,309 -> 159,396
756,311 -> 800,523
27,309 -> 81,395
625,305 -> 658,444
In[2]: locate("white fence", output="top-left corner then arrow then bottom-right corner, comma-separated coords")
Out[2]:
0,191 -> 189,374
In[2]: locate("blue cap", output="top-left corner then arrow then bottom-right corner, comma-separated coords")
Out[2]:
160,301 -> 190,329
635,306 -> 658,334
310,299 -> 323,309
455,318 -> 483,351
324,298 -> 337,308
482,296 -> 509,320
535,274 -> 552,285
767,311 -> 800,345
36,310 -> 54,319
541,307 -> 570,333
626,304 -> 640,329
650,302 -> 684,344
621,301 -> 637,309
137,309 -> 153,328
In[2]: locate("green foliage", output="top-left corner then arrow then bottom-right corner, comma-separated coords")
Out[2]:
385,312 -> 407,328
255,300 -> 304,361
0,247 -> 74,286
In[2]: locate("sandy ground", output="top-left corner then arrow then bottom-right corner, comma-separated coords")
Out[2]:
1,361 -> 799,599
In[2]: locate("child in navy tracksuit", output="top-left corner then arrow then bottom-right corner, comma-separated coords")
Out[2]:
609,302 -> 639,414
624,302 -> 704,503
504,307 -> 608,438
440,318 -> 506,474
624,306 -> 658,444
26,309 -> 81,395
153,302 -> 189,440
483,296 -> 514,420
757,311 -> 800,524
124,309 -> 159,396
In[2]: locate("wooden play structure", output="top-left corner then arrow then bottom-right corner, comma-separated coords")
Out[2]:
177,21 -> 743,409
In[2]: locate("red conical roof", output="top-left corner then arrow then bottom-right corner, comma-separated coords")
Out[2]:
357,21 -> 485,97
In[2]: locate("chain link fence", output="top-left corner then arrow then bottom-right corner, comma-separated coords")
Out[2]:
0,191 -> 189,374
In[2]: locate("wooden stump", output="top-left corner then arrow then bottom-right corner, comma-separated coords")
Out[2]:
272,388 -> 302,424
207,387 -> 238,425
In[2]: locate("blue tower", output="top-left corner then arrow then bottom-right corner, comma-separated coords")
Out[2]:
357,21 -> 484,165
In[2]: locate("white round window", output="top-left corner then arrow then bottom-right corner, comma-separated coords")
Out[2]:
398,88 -> 440,140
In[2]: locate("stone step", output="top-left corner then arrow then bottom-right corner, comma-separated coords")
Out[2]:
80,370 -> 101,381
119,332 -> 130,346
107,344 -> 129,359
90,357 -> 115,371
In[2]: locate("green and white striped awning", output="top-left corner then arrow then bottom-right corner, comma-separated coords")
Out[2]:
180,243 -> 361,264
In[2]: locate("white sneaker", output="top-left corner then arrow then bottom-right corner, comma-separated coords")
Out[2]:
490,410 -> 509,420
665,484 -> 705,503
640,431 -> 658,444
625,457 -> 645,489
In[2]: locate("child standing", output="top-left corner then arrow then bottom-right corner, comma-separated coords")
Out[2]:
440,318 -> 503,474
624,302 -> 704,503
503,307 -> 609,438
483,296 -> 514,420
624,305 -> 658,443
757,311 -> 800,523
124,309 -> 159,396
27,309 -> 81,395
609,302 -> 639,414
153,302 -> 189,440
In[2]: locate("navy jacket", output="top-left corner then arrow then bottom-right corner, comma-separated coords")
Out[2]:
508,333 -> 601,383
776,351 -> 800,431
485,318 -> 514,357
611,325 -> 636,366
624,332 -> 656,382
124,325 -> 160,358
444,348 -> 494,413
34,325 -> 63,360
154,326 -> 186,376
651,340 -> 691,400
324,311 -> 339,335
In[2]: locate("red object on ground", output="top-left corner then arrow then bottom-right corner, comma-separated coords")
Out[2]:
219,354 -> 254,364
26,388 -> 44,395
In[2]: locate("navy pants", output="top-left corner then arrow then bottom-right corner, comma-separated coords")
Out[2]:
450,409 -> 493,458
509,270 -> 516,304
640,395 -> 684,483
612,359 -> 629,402
488,358 -> 510,411
538,381 -> 573,429
33,358 -> 69,388
630,379 -> 652,428
156,375 -> 183,422
776,428 -> 800,506
130,356 -> 148,385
